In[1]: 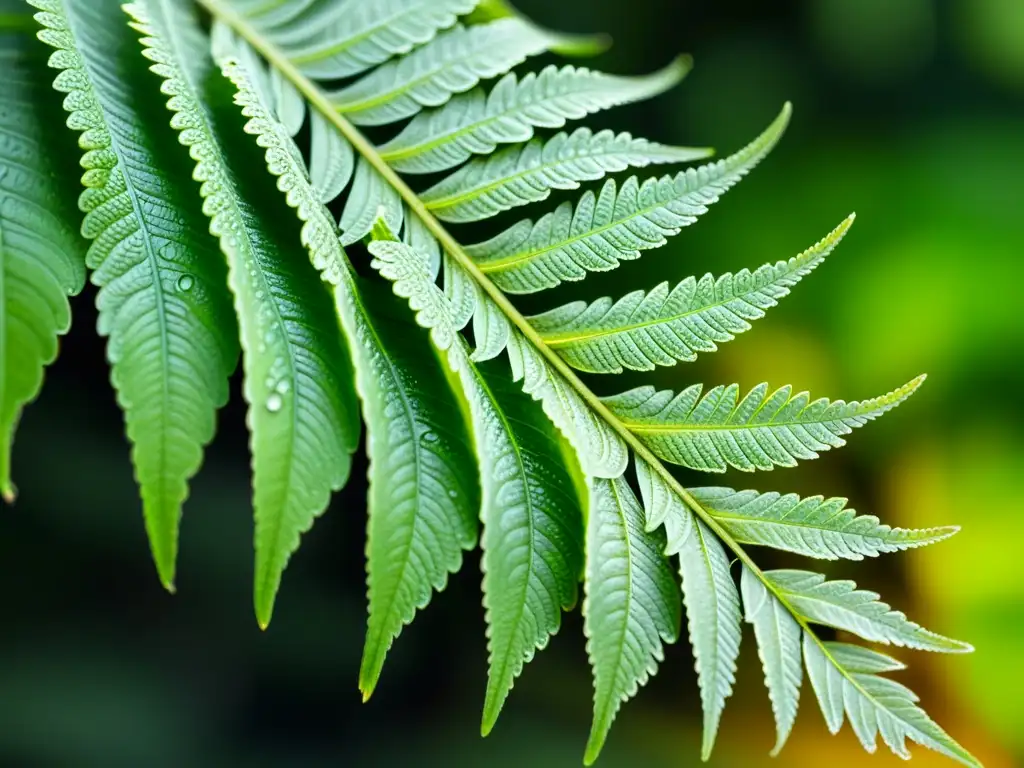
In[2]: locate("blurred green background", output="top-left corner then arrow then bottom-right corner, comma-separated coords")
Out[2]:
5,0 -> 1023,766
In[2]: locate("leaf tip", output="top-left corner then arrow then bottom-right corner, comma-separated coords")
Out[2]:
582,733 -> 605,765
358,664 -> 380,703
1,483 -> 15,505
674,53 -> 695,74
255,599 -> 274,631
480,711 -> 498,738
155,559 -> 177,594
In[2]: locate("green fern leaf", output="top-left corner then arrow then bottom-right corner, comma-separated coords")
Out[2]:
678,516 -> 742,760
345,278 -> 480,698
252,0 -> 477,81
583,476 -> 680,765
531,216 -> 852,373
768,570 -> 971,653
212,42 -> 483,672
804,639 -> 981,766
421,128 -> 711,223
466,104 -> 790,294
605,375 -> 925,472
368,238 -> 585,734
31,0 -> 239,588
329,18 -> 566,126
185,3 -> 980,763
0,24 -> 86,503
124,0 -> 359,617
473,356 -> 584,734
740,567 -> 802,755
378,58 -> 692,174
693,486 -> 958,560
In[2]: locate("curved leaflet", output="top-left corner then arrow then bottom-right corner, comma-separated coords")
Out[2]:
32,0 -> 239,587
125,0 -> 359,619
0,23 -> 86,502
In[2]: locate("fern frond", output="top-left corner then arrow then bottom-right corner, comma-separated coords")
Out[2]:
421,128 -> 711,223
379,58 -> 692,174
767,569 -> 971,653
605,376 -> 925,472
123,0 -> 359,616
0,26 -> 86,503
186,2 -> 978,763
329,19 -> 569,126
368,238 -> 585,733
803,640 -> 981,766
32,0 -> 239,588
531,215 -> 852,373
466,104 -> 790,293
583,476 -> 679,764
693,486 -> 958,560
740,567 -> 802,756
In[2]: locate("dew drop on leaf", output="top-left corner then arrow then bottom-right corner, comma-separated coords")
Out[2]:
266,393 -> 283,413
176,274 -> 195,292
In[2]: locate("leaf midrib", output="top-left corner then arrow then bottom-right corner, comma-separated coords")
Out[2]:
195,0 -> 885,721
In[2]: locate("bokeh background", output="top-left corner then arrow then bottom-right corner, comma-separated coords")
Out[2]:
4,0 -> 1023,766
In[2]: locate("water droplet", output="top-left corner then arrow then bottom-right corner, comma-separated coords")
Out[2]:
176,274 -> 195,292
421,432 -> 438,444
275,380 -> 291,395
266,393 -> 283,413
447,489 -> 458,499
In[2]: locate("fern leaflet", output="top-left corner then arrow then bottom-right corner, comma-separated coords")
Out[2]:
0,22 -> 86,503
605,376 -> 925,472
531,215 -> 852,373
123,0 -> 360,619
32,0 -> 239,588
